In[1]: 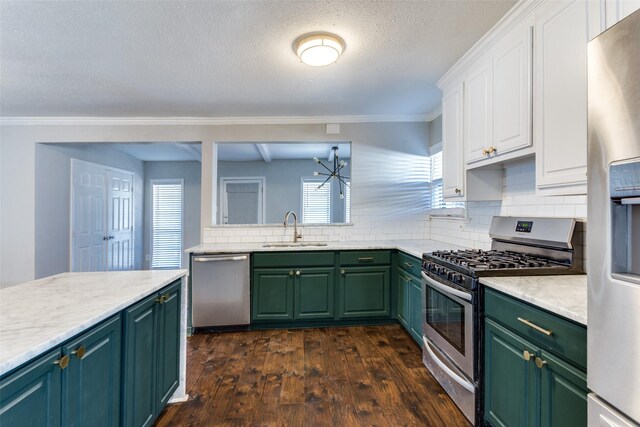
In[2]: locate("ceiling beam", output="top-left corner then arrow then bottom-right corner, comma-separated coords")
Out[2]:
176,143 -> 202,162
256,144 -> 272,162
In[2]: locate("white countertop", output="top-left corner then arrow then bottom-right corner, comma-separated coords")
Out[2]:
186,239 -> 465,259
0,270 -> 187,376
480,275 -> 587,326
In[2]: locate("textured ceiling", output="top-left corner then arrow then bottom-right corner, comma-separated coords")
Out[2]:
0,0 -> 516,118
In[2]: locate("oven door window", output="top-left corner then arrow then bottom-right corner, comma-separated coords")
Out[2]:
425,286 -> 466,354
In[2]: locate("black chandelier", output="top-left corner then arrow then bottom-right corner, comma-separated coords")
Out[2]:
313,146 -> 350,199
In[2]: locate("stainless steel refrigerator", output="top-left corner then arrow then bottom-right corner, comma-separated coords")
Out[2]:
587,8 -> 640,426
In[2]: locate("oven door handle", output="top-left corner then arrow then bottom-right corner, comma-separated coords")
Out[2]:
422,336 -> 475,393
421,272 -> 472,302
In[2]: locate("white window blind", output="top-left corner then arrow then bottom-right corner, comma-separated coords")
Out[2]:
344,181 -> 351,223
302,179 -> 331,224
428,150 -> 465,214
151,180 -> 183,269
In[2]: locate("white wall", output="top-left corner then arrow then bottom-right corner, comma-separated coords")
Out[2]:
429,158 -> 587,251
0,121 -> 431,287
34,143 -> 145,278
143,161 -> 201,270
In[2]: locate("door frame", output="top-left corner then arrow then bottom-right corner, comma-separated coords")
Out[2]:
70,158 -> 135,271
219,177 -> 266,224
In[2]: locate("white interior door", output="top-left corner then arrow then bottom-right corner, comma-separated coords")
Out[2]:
220,177 -> 265,224
71,160 -> 134,272
71,160 -> 107,272
107,170 -> 134,271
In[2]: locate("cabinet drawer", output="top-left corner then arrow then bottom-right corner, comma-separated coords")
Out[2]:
485,288 -> 587,369
339,250 -> 391,266
397,252 -> 421,277
253,251 -> 334,268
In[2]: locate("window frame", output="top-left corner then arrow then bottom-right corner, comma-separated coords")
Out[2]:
427,143 -> 466,218
150,178 -> 184,269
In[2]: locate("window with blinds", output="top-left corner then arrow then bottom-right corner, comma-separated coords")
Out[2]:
302,179 -> 331,223
151,180 -> 183,269
428,148 -> 465,215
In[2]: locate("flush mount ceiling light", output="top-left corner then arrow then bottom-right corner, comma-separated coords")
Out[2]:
294,33 -> 345,67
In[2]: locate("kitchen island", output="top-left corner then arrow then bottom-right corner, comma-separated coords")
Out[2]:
0,269 -> 188,426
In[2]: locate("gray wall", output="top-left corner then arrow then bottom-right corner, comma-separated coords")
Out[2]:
217,159 -> 351,224
2,121 -> 430,287
143,161 -> 201,269
34,143 -> 144,279
429,114 -> 443,148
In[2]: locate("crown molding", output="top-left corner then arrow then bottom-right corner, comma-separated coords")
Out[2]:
425,107 -> 442,122
437,0 -> 544,90
0,114 -> 429,126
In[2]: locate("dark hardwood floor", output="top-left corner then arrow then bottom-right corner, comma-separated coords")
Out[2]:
155,325 -> 471,427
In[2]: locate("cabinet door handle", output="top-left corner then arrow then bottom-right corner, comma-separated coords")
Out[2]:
454,188 -> 461,194
54,355 -> 70,369
523,350 -> 533,361
295,271 -> 301,276
155,295 -> 167,304
72,346 -> 86,360
289,270 -> 294,276
403,262 -> 414,268
341,269 -> 346,275
357,257 -> 374,262
535,357 -> 547,369
517,317 -> 553,336
482,148 -> 488,156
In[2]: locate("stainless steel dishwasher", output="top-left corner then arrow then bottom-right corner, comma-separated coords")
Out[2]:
191,253 -> 250,327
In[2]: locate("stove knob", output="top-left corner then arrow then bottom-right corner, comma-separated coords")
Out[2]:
454,274 -> 463,284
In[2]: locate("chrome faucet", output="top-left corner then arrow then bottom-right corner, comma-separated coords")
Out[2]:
283,211 -> 302,243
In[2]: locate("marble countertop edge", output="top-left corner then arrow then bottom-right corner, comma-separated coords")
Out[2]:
0,270 -> 187,376
480,275 -> 587,326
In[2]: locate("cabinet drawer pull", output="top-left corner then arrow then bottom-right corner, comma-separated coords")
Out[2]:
535,357 -> 547,369
357,257 -> 374,262
403,262 -> 414,268
54,355 -> 70,369
72,346 -> 86,360
517,317 -> 553,336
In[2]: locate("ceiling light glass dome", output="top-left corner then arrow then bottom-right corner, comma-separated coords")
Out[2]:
295,33 -> 345,67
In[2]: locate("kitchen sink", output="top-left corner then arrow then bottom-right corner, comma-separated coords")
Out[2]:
262,242 -> 329,248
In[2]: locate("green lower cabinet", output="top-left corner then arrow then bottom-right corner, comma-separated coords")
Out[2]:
253,267 -> 334,321
485,318 -> 538,427
0,349 -> 62,427
63,315 -> 122,427
539,351 -> 587,427
156,281 -> 181,408
123,281 -> 182,427
123,294 -> 158,427
339,266 -> 390,318
252,269 -> 294,321
397,270 -> 410,328
484,290 -> 588,427
408,277 -> 423,343
295,267 -> 335,320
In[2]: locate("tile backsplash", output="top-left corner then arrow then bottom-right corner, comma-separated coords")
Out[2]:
430,159 -> 587,266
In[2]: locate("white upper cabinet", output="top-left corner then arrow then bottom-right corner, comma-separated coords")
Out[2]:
534,0 -> 592,195
491,20 -> 533,158
442,81 -> 465,200
464,57 -> 493,165
604,0 -> 640,29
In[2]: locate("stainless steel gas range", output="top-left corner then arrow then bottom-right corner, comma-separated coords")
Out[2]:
421,216 -> 584,424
